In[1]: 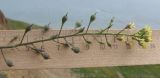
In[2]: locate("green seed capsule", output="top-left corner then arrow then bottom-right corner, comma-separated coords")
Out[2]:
107,42 -> 112,48
75,21 -> 82,28
62,13 -> 68,25
90,13 -> 96,23
25,24 -> 33,33
6,59 -> 14,67
41,52 -> 50,60
71,47 -> 80,53
42,25 -> 50,33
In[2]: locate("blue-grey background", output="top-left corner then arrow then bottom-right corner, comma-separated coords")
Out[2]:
0,0 -> 160,29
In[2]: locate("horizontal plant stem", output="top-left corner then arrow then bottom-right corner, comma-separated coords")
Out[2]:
0,32 -> 134,49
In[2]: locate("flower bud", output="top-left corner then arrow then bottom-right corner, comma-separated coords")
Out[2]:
75,21 -> 82,28
41,52 -> 50,60
71,47 -> 80,53
110,17 -> 115,23
62,13 -> 68,25
25,24 -> 33,33
144,37 -> 152,42
107,41 -> 112,48
5,59 -> 14,67
138,41 -> 147,48
90,13 -> 96,23
42,25 -> 50,33
125,22 -> 135,29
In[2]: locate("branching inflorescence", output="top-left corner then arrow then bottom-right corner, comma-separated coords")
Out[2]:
0,13 -> 152,67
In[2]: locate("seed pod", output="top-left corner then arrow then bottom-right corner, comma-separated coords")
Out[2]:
107,17 -> 115,29
107,41 -> 112,48
75,21 -> 82,28
110,17 -> 115,23
90,13 -> 96,23
42,25 -> 50,33
62,13 -> 68,25
25,24 -> 33,34
5,59 -> 14,67
20,24 -> 33,44
41,52 -> 50,60
71,47 -> 80,53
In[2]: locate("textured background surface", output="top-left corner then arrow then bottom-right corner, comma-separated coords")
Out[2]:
0,30 -> 157,70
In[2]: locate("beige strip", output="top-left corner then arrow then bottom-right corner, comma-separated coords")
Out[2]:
0,30 -> 158,70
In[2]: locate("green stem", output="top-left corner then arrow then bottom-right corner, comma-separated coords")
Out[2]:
85,22 -> 91,33
58,24 -> 64,36
20,32 -> 26,44
0,32 -> 134,49
117,28 -> 126,35
1,49 -> 7,63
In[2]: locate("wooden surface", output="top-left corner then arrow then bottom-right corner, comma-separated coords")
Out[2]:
0,30 -> 159,70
